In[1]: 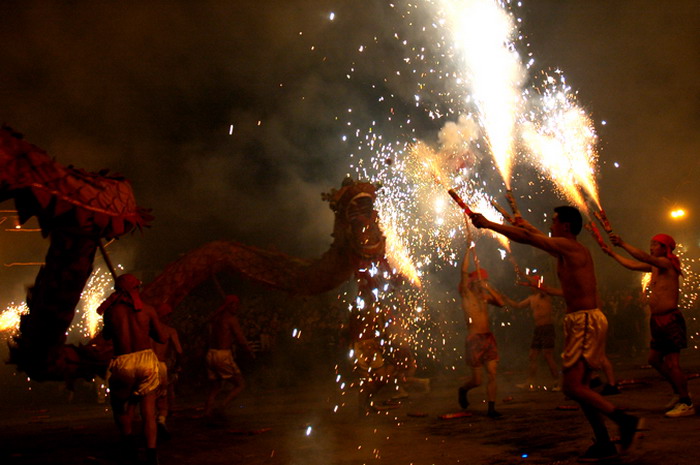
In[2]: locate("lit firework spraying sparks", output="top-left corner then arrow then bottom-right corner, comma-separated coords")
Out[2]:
521,70 -> 601,218
329,0 -> 610,406
0,302 -> 28,335
434,0 -> 525,190
68,266 -> 122,341
1,266 -> 119,340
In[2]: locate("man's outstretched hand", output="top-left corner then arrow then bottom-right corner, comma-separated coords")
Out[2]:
470,213 -> 489,229
609,233 -> 623,247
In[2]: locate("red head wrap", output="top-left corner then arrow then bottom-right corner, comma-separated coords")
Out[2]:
115,273 -> 144,311
651,234 -> 682,275
468,268 -> 489,282
214,294 -> 240,316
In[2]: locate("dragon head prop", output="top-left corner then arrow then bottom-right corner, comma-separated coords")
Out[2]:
323,178 -> 385,262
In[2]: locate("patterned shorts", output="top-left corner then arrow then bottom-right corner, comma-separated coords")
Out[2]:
650,309 -> 687,354
466,332 -> 499,367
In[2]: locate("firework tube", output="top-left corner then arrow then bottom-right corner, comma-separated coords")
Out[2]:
505,189 -> 522,217
593,209 -> 613,233
448,189 -> 475,217
584,221 -> 607,249
490,199 -> 514,224
98,239 -> 118,282
508,255 -> 525,280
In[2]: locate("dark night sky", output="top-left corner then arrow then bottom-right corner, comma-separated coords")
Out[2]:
0,1 -> 699,301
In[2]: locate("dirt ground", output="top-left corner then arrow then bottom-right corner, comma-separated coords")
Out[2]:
2,351 -> 700,465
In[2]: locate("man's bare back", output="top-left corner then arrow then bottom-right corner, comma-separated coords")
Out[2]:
104,302 -> 165,356
554,238 -> 599,312
209,311 -> 248,350
525,293 -> 554,326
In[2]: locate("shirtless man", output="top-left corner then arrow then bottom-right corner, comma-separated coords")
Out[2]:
601,232 -> 693,417
102,274 -> 166,465
471,206 -> 642,461
507,276 -> 560,390
204,295 -> 255,417
458,248 -> 507,418
152,305 -> 183,440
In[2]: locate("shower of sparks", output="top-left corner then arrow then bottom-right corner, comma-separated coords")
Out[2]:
1,266 -> 119,340
0,302 -> 28,334
68,266 -> 121,341
381,220 -> 422,288
322,0 -> 619,409
521,71 -> 601,216
435,0 -> 524,189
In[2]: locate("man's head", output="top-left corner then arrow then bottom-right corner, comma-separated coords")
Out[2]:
224,294 -> 240,313
650,233 -> 675,257
115,274 -> 143,311
551,206 -> 583,237
649,233 -> 683,275
115,274 -> 141,292
468,268 -> 489,282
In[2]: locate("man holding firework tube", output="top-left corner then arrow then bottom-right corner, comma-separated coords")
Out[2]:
600,232 -> 693,418
470,206 -> 643,461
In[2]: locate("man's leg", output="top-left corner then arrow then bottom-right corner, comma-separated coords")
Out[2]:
205,379 -> 223,416
140,393 -> 159,464
221,373 -> 246,409
527,349 -> 539,384
543,348 -> 559,380
485,360 -> 501,418
662,351 -> 695,417
649,349 -> 671,383
562,360 -> 613,443
662,352 -> 689,398
140,393 -> 158,448
485,360 -> 498,403
111,396 -> 134,437
459,366 -> 482,409
563,359 -> 642,453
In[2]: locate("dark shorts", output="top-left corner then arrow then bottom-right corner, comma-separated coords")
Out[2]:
650,309 -> 687,354
531,324 -> 556,350
466,332 -> 499,367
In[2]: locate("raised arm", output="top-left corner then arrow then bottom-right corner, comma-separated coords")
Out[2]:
483,282 -> 506,307
609,234 -> 662,270
148,307 -> 167,345
517,279 -> 564,297
471,214 -> 563,256
502,292 -> 530,308
600,240 -> 651,272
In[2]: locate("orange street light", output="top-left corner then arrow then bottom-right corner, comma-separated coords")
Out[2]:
670,208 -> 686,220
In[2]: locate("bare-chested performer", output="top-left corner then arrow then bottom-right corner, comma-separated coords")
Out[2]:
204,295 -> 255,417
601,232 -> 693,417
152,304 -> 183,440
458,246 -> 508,418
102,274 -> 166,465
507,275 -> 561,391
471,206 -> 642,461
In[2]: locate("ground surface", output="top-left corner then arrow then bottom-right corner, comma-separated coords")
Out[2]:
2,352 -> 700,465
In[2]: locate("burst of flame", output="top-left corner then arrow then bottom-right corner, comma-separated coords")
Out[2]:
522,72 -> 601,215
0,302 -> 28,333
380,220 -> 422,288
437,0 -> 524,189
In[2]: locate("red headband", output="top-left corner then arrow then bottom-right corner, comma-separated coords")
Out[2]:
468,268 -> 489,282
